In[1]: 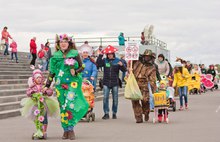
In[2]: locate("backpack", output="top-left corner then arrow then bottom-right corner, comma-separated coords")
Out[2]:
38,49 -> 45,58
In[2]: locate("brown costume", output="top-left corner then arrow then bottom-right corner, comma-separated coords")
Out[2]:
130,50 -> 157,123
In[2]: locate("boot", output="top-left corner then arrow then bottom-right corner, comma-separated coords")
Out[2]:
164,115 -> 167,122
62,131 -> 68,139
42,124 -> 47,139
158,115 -> 162,123
68,130 -> 76,140
185,103 -> 188,109
102,114 -> 110,120
144,114 -> 149,122
136,119 -> 143,123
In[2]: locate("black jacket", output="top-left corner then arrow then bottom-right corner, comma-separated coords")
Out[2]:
97,54 -> 127,87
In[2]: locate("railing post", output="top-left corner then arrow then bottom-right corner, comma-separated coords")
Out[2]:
100,37 -> 102,46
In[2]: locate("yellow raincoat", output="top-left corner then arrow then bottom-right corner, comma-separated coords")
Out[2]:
173,67 -> 190,87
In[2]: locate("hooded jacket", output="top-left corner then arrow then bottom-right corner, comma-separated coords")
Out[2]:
30,39 -> 37,54
118,32 -> 125,46
10,41 -> 17,53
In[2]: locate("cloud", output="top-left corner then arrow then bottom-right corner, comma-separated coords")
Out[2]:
0,0 -> 219,65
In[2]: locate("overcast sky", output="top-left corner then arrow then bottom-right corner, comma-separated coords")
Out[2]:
0,0 -> 219,65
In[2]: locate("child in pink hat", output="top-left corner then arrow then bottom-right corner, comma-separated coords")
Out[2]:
20,69 -> 59,140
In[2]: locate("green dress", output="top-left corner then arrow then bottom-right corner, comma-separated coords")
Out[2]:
49,49 -> 89,129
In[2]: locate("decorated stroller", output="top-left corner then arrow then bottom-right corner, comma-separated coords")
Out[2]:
81,80 -> 95,122
153,91 -> 169,124
159,75 -> 176,112
201,74 -> 215,91
188,73 -> 201,94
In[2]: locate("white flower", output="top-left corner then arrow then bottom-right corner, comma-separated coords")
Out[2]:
58,70 -> 64,77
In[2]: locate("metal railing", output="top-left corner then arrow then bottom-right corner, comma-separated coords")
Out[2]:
47,36 -> 167,49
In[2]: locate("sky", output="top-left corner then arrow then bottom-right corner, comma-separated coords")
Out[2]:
0,0 -> 219,65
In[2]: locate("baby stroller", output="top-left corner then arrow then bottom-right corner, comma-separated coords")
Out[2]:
188,74 -> 201,94
167,87 -> 176,112
81,80 -> 95,122
153,91 -> 169,124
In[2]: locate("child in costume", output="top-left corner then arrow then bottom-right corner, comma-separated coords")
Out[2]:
157,80 -> 169,122
45,34 -> 89,140
10,40 -> 19,63
20,69 -> 59,140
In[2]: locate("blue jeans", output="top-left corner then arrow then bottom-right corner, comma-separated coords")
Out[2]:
64,126 -> 74,132
11,52 -> 18,61
178,86 -> 188,106
46,60 -> 49,71
103,85 -> 118,115
93,75 -> 97,91
4,43 -> 9,55
42,112 -> 48,125
39,59 -> 47,71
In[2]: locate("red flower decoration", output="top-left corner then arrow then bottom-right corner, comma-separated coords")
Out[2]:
61,84 -> 69,90
67,110 -> 73,120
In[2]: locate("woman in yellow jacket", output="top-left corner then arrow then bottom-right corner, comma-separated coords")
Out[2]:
172,62 -> 190,110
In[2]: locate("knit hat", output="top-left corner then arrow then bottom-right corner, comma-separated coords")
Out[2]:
102,45 -> 118,54
79,44 -> 93,56
174,62 -> 183,67
33,69 -> 43,80
27,69 -> 44,87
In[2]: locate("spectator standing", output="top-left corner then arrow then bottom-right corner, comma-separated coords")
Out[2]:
30,37 -> 37,69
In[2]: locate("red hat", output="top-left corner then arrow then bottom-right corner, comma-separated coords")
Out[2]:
102,45 -> 118,54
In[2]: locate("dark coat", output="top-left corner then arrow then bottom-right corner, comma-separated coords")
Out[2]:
97,54 -> 126,87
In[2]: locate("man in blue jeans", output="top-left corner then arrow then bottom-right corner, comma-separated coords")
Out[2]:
97,45 -> 126,119
1,26 -> 13,55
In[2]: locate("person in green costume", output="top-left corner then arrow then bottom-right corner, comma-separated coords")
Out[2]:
44,34 -> 89,140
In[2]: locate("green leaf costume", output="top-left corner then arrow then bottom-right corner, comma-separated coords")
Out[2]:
49,49 -> 89,128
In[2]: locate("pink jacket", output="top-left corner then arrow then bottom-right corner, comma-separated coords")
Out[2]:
26,84 -> 53,97
1,30 -> 12,44
10,42 -> 17,53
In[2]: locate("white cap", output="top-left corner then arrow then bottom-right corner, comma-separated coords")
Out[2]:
174,62 -> 183,67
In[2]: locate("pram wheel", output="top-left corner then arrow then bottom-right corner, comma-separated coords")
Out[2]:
91,113 -> 95,121
86,113 -> 91,122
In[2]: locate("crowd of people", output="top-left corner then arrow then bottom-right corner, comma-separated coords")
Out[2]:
1,27 -> 219,140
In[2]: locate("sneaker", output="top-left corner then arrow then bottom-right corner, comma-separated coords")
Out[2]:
179,106 -> 183,111
30,65 -> 35,70
102,114 -> 109,120
112,114 -> 117,119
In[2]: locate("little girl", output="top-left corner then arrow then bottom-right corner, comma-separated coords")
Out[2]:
10,40 -> 18,63
20,69 -> 59,140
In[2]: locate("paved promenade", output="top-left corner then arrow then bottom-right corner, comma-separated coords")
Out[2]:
0,90 -> 220,142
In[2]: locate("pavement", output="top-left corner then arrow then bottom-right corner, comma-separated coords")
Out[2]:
0,90 -> 220,142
